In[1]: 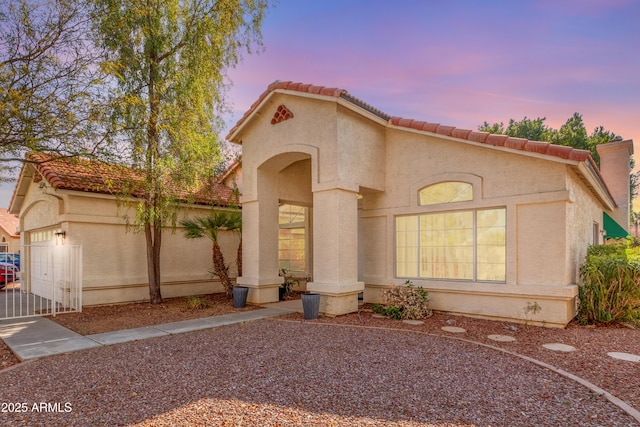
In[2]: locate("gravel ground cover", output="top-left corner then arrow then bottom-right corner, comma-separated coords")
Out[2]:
48,293 -> 258,336
309,309 -> 640,413
0,318 -> 638,426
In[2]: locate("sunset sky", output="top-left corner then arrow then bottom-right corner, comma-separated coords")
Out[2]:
2,0 -> 639,207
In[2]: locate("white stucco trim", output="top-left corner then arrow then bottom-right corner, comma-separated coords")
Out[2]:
359,190 -> 574,218
365,280 -> 578,299
307,280 -> 365,295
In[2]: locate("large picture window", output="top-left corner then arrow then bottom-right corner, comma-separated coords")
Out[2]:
396,208 -> 506,282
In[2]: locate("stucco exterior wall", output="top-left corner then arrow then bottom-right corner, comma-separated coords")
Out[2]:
239,93 -> 387,198
231,87 -> 622,326
20,190 -> 62,232
17,181 -> 239,306
336,106 -> 386,191
240,93 -> 339,203
359,127 -> 583,326
566,167 -> 609,281
0,232 -> 19,253
597,140 -> 633,230
278,160 -> 312,205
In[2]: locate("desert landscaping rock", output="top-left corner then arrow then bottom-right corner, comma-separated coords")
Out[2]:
487,334 -> 517,342
441,326 -> 467,333
371,314 -> 386,319
543,343 -> 577,352
607,352 -> 640,362
2,303 -> 640,425
1,320 -> 638,426
402,319 -> 424,325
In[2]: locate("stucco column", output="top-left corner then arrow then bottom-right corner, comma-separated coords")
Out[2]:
237,171 -> 282,303
596,139 -> 634,231
307,187 -> 364,315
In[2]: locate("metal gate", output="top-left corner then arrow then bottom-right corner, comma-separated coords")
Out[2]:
0,245 -> 82,319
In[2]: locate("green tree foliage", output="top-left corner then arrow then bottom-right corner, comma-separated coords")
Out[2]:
479,113 -> 621,167
0,0 -> 111,180
90,0 -> 269,303
553,113 -> 590,151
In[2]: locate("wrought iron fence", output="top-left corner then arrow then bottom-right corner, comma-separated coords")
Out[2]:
0,245 -> 82,319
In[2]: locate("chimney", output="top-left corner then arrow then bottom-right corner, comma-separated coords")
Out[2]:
596,139 -> 634,231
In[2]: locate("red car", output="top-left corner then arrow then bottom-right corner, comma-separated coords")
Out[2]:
0,262 -> 18,289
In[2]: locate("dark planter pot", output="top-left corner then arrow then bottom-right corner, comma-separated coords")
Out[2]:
279,287 -> 286,301
301,293 -> 321,320
233,286 -> 249,308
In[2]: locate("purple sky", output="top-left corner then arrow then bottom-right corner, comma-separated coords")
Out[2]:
2,0 -> 639,208
224,0 -> 639,143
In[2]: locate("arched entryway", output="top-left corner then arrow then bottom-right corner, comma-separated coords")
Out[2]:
237,151 -> 313,304
238,148 -> 363,315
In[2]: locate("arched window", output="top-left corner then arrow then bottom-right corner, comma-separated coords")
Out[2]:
397,181 -> 506,283
419,181 -> 472,206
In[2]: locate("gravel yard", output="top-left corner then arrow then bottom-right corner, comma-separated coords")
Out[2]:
0,318 -> 639,426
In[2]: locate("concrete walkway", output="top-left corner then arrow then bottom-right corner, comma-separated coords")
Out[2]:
0,304 -> 297,361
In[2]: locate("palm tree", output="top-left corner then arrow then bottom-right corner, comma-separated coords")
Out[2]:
227,210 -> 242,278
180,209 -> 241,298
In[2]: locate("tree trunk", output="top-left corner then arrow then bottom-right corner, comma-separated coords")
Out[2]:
145,47 -> 163,304
146,221 -> 163,304
212,242 -> 232,297
236,240 -> 242,278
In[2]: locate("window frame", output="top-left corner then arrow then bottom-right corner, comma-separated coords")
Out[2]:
395,207 -> 506,283
419,181 -> 473,206
278,203 -> 309,275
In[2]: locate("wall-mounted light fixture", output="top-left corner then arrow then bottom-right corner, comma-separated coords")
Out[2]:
55,231 -> 66,246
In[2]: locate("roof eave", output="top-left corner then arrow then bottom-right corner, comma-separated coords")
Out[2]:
8,163 -> 36,214
577,160 -> 616,210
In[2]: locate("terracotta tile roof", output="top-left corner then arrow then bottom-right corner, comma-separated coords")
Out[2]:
216,158 -> 241,185
27,153 -> 235,206
389,118 -> 591,162
0,208 -> 19,237
226,80 -> 592,165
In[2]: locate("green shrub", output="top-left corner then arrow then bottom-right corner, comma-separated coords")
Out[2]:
578,245 -> 640,325
374,280 -> 432,320
372,303 -> 403,319
186,295 -> 208,310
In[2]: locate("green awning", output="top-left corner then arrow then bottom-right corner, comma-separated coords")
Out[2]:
603,212 -> 629,239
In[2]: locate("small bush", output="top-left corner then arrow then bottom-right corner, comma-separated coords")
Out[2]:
372,303 -> 403,319
186,295 -> 208,310
577,244 -> 640,325
374,280 -> 432,320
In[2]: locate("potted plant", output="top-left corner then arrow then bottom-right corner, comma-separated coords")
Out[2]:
279,268 -> 298,301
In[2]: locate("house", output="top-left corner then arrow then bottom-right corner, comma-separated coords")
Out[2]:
226,81 -> 633,327
0,208 -> 20,252
8,153 -> 241,306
